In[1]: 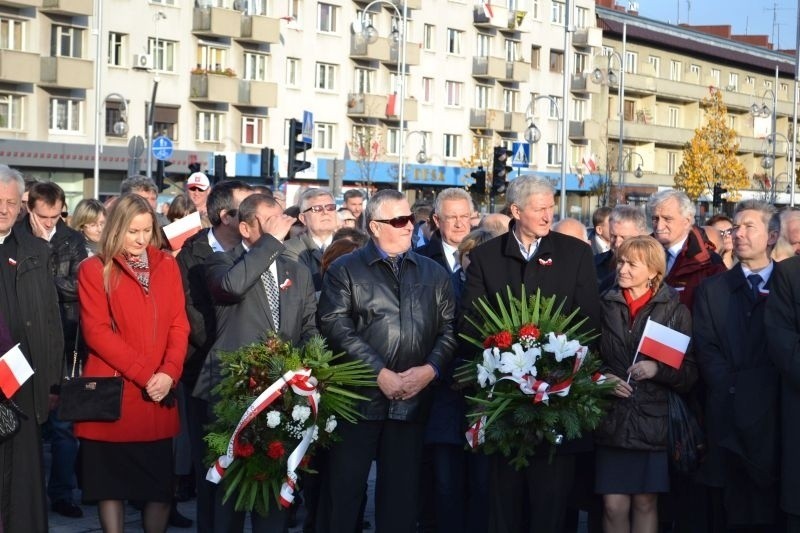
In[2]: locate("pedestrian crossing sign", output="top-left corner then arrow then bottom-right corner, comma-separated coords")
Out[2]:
511,141 -> 530,168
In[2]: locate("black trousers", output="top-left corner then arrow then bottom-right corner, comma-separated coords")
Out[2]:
317,419 -> 425,533
488,452 -> 576,533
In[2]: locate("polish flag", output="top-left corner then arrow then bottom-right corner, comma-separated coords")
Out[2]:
385,93 -> 397,117
635,318 -> 690,369
482,1 -> 494,18
163,211 -> 202,252
582,153 -> 598,173
0,344 -> 34,398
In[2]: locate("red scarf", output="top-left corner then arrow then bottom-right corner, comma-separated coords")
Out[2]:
623,288 -> 653,325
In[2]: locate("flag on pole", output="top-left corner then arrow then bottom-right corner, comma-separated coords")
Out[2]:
0,344 -> 34,398
385,93 -> 397,117
482,0 -> 494,18
163,211 -> 202,252
635,318 -> 690,369
582,153 -> 598,173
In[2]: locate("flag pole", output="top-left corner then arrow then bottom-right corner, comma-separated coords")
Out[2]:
626,317 -> 650,384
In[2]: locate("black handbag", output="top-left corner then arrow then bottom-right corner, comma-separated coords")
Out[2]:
0,396 -> 24,442
666,390 -> 705,475
57,318 -> 123,423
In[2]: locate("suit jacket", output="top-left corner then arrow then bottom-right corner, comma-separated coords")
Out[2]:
664,226 -> 727,311
693,263 -> 779,525
193,234 -> 318,401
283,232 -> 324,291
764,256 -> 800,515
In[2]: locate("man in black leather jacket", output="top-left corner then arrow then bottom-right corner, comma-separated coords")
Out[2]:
317,189 -> 456,533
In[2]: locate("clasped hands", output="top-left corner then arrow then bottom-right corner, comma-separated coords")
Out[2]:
377,365 -> 436,402
607,360 -> 658,398
144,372 -> 174,404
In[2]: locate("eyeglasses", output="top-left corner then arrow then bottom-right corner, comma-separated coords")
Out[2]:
718,228 -> 733,237
187,186 -> 206,192
303,203 -> 337,214
373,215 -> 415,228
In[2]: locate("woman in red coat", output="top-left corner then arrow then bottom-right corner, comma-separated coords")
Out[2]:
76,194 -> 189,532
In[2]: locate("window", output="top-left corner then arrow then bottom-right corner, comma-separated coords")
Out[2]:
196,111 -> 223,142
530,0 -> 539,18
443,134 -> 460,159
728,115 -> 737,131
286,57 -> 300,87
315,122 -> 335,150
241,116 -> 266,146
668,106 -> 679,128
196,43 -> 228,72
667,152 -> 678,175
623,100 -> 636,121
446,28 -> 462,54
353,67 -> 374,93
548,96 -> 561,119
243,0 -> 267,15
551,1 -> 564,24
50,25 -> 82,58
287,0 -> 301,24
148,38 -> 176,72
0,17 -> 26,51
445,80 -> 462,106
315,62 -> 336,91
423,24 -> 435,50
505,39 -> 519,62
690,64 -> 701,78
386,128 -> 399,155
476,33 -> 491,57
624,51 -> 637,74
150,0 -> 175,4
547,143 -> 561,165
573,52 -> 587,74
764,80 -> 773,90
648,56 -> 660,77
602,46 -> 614,57
746,75 -> 756,86
474,85 -> 491,109
669,60 -> 681,82
531,46 -> 541,69
150,105 -> 178,140
503,89 -> 518,112
388,71 -> 407,96
107,32 -> 125,66
422,77 -> 433,104
729,72 -> 739,91
49,98 -> 81,132
0,93 -> 22,130
572,98 -> 586,121
549,50 -> 563,73
575,6 -> 588,28
781,82 -> 789,93
317,3 -> 337,33
710,69 -> 720,87
243,52 -> 268,81
104,101 -> 126,137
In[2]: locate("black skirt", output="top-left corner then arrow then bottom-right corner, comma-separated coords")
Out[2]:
595,445 -> 669,494
79,438 -> 174,503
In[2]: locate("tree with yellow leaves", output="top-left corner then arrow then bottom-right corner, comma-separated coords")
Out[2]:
674,88 -> 749,202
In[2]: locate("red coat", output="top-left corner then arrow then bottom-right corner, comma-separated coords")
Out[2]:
75,246 -> 189,442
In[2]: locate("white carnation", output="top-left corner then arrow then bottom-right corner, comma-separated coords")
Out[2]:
266,410 -> 281,428
324,415 -> 337,433
292,404 -> 311,423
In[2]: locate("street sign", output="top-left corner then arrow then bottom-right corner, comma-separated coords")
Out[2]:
511,142 -> 530,168
152,136 -> 174,161
302,110 -> 313,144
128,135 -> 145,158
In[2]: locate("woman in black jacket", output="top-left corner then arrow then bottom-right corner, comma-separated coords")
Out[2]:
596,236 -> 697,533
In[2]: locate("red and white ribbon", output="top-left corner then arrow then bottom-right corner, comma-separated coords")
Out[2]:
465,415 -> 487,448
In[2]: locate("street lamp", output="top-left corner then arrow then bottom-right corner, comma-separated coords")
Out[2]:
354,0 -> 408,192
621,150 -> 645,179
759,130 -> 789,204
92,93 -> 129,199
592,49 -> 626,200
524,96 -> 566,212
406,130 -> 428,164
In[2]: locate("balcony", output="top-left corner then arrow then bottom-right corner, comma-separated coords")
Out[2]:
568,120 -> 601,140
501,60 -> 529,83
40,56 -> 93,89
238,15 -> 279,44
473,56 -> 506,80
572,27 -> 602,48
505,10 -> 529,32
386,41 -> 420,67
571,74 -> 600,95
193,7 -> 241,39
350,35 -> 392,63
40,0 -> 92,15
387,0 -> 421,10
384,96 -> 417,122
237,80 -> 277,108
189,73 -> 238,104
473,4 -> 510,30
347,93 -> 387,119
469,108 -> 505,130
1,50 -> 40,84
499,112 -> 526,133
0,0 -> 41,7
608,120 -> 694,147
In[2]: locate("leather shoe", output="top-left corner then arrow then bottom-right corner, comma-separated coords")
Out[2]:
51,501 -> 83,518
169,503 -> 193,528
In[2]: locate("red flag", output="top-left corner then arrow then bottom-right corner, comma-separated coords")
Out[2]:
636,318 -> 690,369
0,344 -> 34,398
385,93 -> 397,117
482,1 -> 494,18
163,211 -> 202,252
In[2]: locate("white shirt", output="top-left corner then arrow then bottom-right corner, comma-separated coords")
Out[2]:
441,240 -> 460,272
311,234 -> 332,251
242,240 -> 279,280
0,230 -> 10,244
511,227 -> 541,262
741,261 -> 774,293
666,237 -> 688,274
207,228 -> 225,253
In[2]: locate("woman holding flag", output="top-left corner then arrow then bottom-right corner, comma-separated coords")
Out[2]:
595,236 -> 697,533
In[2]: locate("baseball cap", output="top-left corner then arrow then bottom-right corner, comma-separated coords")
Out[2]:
187,172 -> 210,191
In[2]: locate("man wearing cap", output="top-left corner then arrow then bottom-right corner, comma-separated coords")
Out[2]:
186,172 -> 211,226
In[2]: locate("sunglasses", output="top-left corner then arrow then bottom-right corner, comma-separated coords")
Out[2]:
303,203 -> 337,213
188,186 -> 206,192
374,214 -> 415,228
718,228 -> 733,237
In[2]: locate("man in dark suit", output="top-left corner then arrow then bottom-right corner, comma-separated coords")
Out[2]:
283,188 -> 338,292
595,205 -> 649,293
198,193 -> 318,532
460,175 -> 601,533
694,200 -> 781,531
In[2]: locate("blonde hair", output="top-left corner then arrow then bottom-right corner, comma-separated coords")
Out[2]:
458,228 -> 496,256
615,235 -> 666,290
99,194 -> 163,291
772,236 -> 795,262
70,199 -> 106,233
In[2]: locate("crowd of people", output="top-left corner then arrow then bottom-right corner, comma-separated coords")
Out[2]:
1,161 -> 800,533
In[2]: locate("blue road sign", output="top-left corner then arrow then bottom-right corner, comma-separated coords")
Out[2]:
302,110 -> 313,144
152,136 -> 174,161
511,142 -> 530,168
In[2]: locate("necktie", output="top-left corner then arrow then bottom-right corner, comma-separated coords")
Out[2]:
261,269 -> 281,329
665,250 -> 673,273
386,256 -> 401,278
452,250 -> 461,273
747,273 -> 763,301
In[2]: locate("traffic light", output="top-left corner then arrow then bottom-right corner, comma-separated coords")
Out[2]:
155,159 -> 173,191
712,182 -> 728,207
261,147 -> 275,180
213,154 -> 227,183
469,167 -> 486,195
287,118 -> 311,179
492,146 -> 512,195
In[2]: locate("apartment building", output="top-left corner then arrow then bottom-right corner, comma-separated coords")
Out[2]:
594,4 -> 797,207
0,0 -> 603,213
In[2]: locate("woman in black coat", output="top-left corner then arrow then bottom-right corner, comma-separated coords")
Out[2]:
595,236 -> 697,533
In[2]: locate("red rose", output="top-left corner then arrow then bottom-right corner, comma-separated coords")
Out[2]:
482,335 -> 495,348
494,331 -> 513,349
248,377 -> 257,389
233,439 -> 255,458
266,441 -> 285,460
519,324 -> 541,339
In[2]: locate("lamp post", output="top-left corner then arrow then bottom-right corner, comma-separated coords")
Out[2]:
759,131 -> 789,204
146,11 -> 166,181
406,130 -> 428,164
621,150 -> 645,180
355,0 -> 407,192
524,95 -> 566,214
92,93 -> 129,200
